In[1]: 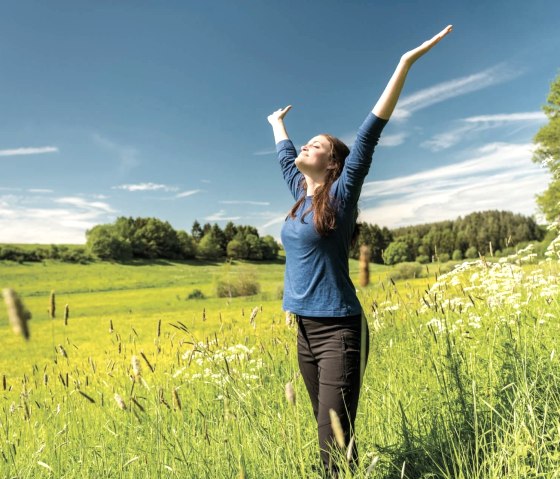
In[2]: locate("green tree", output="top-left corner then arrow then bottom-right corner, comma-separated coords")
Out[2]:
197,232 -> 223,260
261,235 -> 280,260
383,241 -> 410,265
177,230 -> 197,259
532,72 -> 560,222
226,239 -> 249,259
86,224 -> 132,261
191,220 -> 203,242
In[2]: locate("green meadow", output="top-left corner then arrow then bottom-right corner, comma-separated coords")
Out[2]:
1,242 -> 560,478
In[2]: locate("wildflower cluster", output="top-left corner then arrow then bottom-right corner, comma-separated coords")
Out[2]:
176,340 -> 264,389
419,232 -> 560,335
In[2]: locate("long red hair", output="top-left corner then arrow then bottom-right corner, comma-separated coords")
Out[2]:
288,135 -> 359,245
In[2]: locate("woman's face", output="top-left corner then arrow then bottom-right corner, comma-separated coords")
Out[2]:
295,135 -> 331,176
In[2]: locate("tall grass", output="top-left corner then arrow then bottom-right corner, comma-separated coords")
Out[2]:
1,235 -> 560,477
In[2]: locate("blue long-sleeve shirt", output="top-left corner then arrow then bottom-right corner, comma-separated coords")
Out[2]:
277,112 -> 388,317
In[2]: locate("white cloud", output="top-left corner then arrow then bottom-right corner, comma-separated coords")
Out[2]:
54,196 -> 115,213
27,188 -> 54,193
393,63 -> 521,120
204,210 -> 241,222
340,131 -> 406,149
463,112 -> 546,123
219,200 -> 270,206
176,189 -> 202,198
0,194 -> 117,243
0,146 -> 58,157
113,182 -> 178,192
379,133 -> 407,147
358,141 -> 549,229
422,110 -> 547,151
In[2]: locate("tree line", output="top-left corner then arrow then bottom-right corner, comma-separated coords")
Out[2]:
85,217 -> 279,261
349,210 -> 546,264
0,209 -> 546,264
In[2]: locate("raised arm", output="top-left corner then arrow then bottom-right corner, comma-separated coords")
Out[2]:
268,105 -> 303,200
337,25 -> 453,205
373,25 -> 453,120
268,105 -> 292,143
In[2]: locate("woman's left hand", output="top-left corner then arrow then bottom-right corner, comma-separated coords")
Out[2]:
401,25 -> 453,66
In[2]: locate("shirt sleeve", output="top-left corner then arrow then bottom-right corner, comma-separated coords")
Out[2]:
276,139 -> 304,201
335,112 -> 388,206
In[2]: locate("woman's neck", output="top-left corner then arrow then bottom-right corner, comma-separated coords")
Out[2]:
304,174 -> 325,197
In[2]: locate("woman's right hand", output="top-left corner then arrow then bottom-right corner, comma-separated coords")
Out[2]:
267,105 -> 292,125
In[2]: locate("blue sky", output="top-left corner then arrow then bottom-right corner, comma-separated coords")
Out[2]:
1,1 -> 559,244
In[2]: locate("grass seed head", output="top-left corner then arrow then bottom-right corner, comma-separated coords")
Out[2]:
114,393 -> 127,410
49,290 -> 56,319
329,408 -> 346,449
58,345 -> 68,358
285,382 -> 296,405
2,288 -> 32,340
172,388 -> 182,410
131,355 -> 142,378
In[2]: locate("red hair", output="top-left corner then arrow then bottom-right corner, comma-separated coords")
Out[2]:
288,135 -> 359,245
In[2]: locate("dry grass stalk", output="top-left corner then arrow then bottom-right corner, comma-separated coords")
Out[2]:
130,396 -> 145,412
109,319 -> 114,333
58,345 -> 68,358
64,304 -> 69,325
285,382 -> 296,405
78,390 -> 95,403
114,393 -> 127,410
329,408 -> 345,449
359,245 -> 371,287
285,311 -> 294,327
172,388 -> 182,411
346,435 -> 355,462
159,388 -> 171,409
131,355 -> 142,379
49,290 -> 56,319
249,306 -> 258,328
2,288 -> 32,340
140,351 -> 155,372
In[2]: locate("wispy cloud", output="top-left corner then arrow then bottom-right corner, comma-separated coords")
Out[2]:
92,133 -> 139,174
54,196 -> 116,213
359,141 -> 549,229
176,189 -> 202,198
340,131 -> 407,149
204,210 -> 241,222
113,182 -> 179,192
0,146 -> 58,157
219,200 -> 270,206
393,63 -> 522,120
260,215 -> 286,229
0,194 -> 117,243
254,147 -> 277,156
463,112 -> 547,123
379,133 -> 407,147
28,188 -> 53,193
422,111 -> 547,151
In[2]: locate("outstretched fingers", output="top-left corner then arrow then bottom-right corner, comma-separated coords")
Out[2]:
267,105 -> 293,124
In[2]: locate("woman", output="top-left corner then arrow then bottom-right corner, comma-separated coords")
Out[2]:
268,25 -> 453,477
